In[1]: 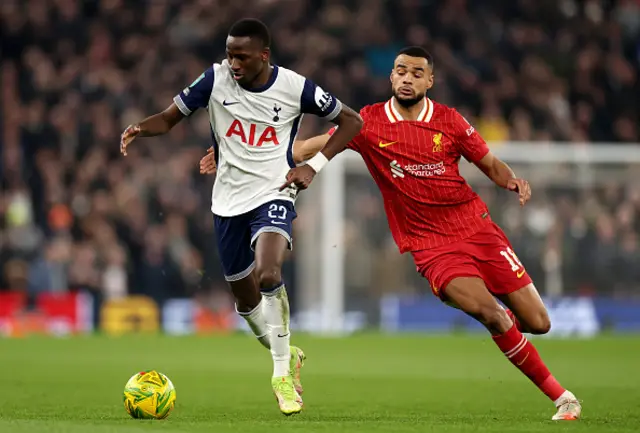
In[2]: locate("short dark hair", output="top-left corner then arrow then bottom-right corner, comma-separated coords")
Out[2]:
228,18 -> 271,48
397,46 -> 434,69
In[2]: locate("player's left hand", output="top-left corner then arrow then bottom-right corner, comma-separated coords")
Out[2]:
199,147 -> 217,175
279,165 -> 316,191
507,178 -> 531,206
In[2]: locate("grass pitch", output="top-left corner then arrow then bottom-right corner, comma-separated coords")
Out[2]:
0,333 -> 638,432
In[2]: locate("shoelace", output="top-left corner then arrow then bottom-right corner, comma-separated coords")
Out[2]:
276,380 -> 296,401
558,400 -> 580,412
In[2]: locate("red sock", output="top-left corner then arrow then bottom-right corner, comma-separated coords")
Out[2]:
504,309 -> 522,332
492,324 -> 565,402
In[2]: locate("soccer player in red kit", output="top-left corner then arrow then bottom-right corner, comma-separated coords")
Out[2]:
200,46 -> 582,421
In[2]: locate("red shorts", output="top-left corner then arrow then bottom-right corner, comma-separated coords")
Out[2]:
411,222 -> 532,300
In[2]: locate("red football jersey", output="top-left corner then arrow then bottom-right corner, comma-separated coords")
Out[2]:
331,98 -> 492,253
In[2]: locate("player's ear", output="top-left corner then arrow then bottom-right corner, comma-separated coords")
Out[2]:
426,73 -> 434,90
261,47 -> 270,62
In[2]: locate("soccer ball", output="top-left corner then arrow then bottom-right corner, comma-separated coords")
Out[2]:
123,370 -> 176,419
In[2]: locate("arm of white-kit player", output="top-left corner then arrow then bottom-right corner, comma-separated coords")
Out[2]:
121,67 -> 215,156
278,80 -> 362,190
297,78 -> 362,170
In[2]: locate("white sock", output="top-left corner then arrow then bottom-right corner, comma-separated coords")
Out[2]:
236,300 -> 270,349
262,284 -> 291,377
554,390 -> 575,407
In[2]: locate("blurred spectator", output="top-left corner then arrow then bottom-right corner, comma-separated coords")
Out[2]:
27,236 -> 71,296
102,243 -> 127,300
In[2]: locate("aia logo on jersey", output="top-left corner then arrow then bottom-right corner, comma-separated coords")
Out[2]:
432,133 -> 443,152
226,120 -> 279,147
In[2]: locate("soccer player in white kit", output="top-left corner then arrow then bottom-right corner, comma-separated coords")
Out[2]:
120,19 -> 363,415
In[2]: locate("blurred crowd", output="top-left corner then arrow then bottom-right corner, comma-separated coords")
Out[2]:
1,0 -> 640,316
342,175 -> 640,315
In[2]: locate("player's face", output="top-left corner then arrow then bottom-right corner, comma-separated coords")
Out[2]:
390,54 -> 434,107
226,36 -> 269,87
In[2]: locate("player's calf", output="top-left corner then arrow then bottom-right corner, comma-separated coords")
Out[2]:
263,283 -> 291,378
443,277 -> 579,419
254,233 -> 293,378
229,274 -> 261,312
229,275 -> 271,349
236,300 -> 271,349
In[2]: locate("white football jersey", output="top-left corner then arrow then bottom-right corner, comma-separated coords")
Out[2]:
173,60 -> 342,216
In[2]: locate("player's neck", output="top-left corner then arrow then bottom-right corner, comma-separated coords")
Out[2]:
245,64 -> 274,90
392,97 -> 425,121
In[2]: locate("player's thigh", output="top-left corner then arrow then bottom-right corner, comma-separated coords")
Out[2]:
473,223 -> 533,296
443,277 -> 511,335
213,213 -> 256,284
497,283 -> 551,335
412,245 -> 482,300
250,200 -> 296,287
254,232 -> 288,272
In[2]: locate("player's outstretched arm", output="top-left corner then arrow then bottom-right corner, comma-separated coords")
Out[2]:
474,152 -> 531,206
293,134 -> 331,163
199,134 -> 332,176
451,110 -> 530,206
316,105 -> 362,160
120,104 -> 185,156
280,105 -> 362,191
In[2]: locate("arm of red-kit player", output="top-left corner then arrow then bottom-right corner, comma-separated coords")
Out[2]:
293,121 -> 366,164
291,105 -> 362,177
473,151 -> 515,189
451,110 -> 531,206
474,152 -> 532,206
293,134 -> 331,164
279,105 -> 362,191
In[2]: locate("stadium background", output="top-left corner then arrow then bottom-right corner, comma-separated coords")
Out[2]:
1,0 -> 640,337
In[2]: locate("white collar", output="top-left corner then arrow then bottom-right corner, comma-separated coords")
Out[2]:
384,97 -> 433,123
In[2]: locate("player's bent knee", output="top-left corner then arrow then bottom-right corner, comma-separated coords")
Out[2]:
255,265 -> 282,290
529,312 -> 551,335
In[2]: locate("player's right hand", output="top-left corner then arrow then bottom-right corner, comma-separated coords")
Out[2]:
279,164 -> 316,192
507,178 -> 531,206
199,147 -> 217,175
120,124 -> 141,156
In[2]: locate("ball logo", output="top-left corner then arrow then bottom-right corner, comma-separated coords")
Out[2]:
314,86 -> 332,111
